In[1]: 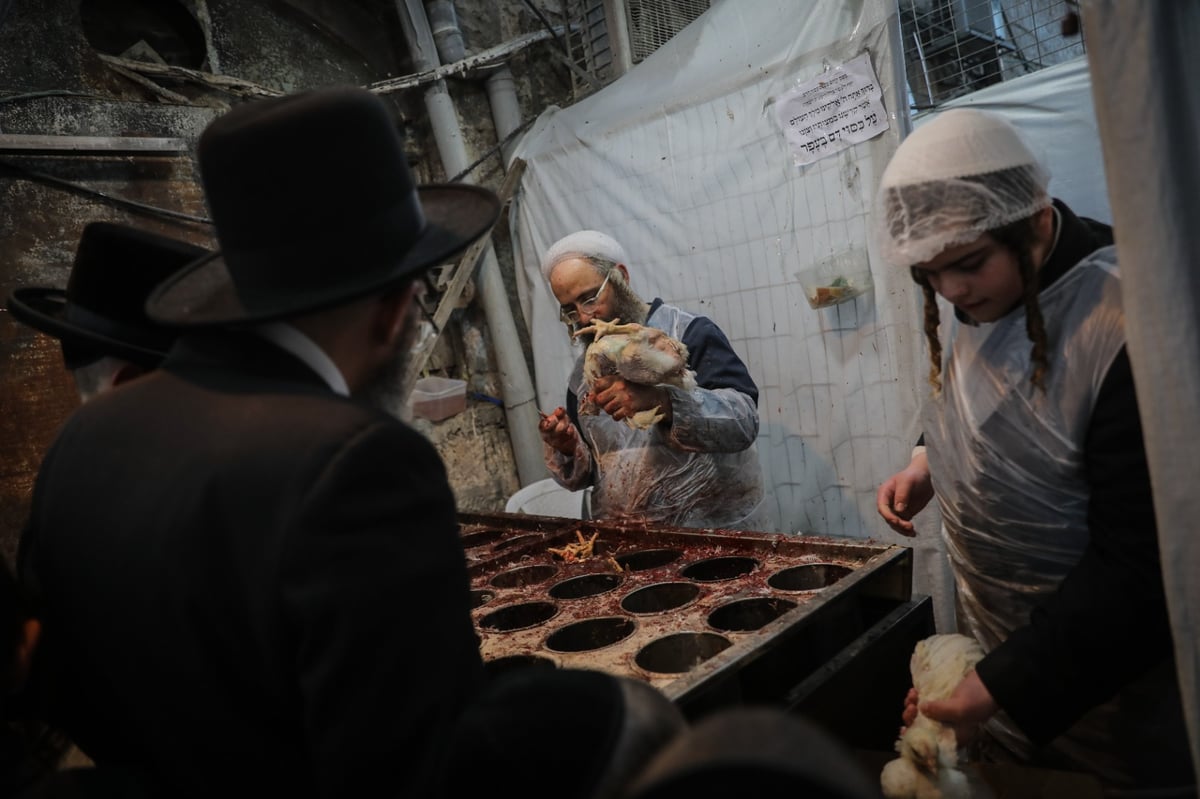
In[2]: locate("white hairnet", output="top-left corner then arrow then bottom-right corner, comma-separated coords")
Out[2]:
874,109 -> 1051,270
540,230 -> 628,282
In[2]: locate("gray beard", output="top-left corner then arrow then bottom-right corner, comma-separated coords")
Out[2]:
356,309 -> 420,416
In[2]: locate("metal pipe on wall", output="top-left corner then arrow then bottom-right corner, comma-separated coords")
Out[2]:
485,66 -> 522,165
425,0 -> 465,64
395,0 -> 548,485
601,0 -> 633,77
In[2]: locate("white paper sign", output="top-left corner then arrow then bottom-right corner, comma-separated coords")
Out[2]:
775,52 -> 889,166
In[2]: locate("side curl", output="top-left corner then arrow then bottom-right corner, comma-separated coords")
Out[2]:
910,214 -> 1049,394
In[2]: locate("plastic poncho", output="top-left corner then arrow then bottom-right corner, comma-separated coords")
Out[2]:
922,246 -> 1155,781
546,302 -> 766,530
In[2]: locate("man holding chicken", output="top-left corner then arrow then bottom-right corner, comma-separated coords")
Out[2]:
537,230 -> 766,530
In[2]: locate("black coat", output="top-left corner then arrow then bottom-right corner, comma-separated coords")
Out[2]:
19,331 -> 485,797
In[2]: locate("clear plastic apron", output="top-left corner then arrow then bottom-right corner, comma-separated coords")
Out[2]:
568,303 -> 765,530
922,248 -> 1155,783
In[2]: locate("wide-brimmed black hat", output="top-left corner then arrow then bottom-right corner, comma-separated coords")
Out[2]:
624,707 -> 885,799
443,667 -> 687,799
8,222 -> 210,369
146,86 -> 502,327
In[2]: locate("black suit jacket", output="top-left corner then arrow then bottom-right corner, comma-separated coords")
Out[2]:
19,331 -> 485,797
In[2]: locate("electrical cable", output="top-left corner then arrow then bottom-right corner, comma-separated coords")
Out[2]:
0,159 -> 211,226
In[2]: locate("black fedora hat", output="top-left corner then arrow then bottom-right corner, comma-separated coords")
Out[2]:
8,222 -> 210,369
443,667 -> 687,799
146,86 -> 502,327
624,707 -> 885,799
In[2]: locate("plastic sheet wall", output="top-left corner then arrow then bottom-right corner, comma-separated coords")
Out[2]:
506,2 -> 1161,638
508,0 -> 928,558
1082,0 -> 1200,779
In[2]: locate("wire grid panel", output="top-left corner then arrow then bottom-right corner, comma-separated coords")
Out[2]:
565,0 -> 614,95
626,0 -> 712,62
565,0 -> 714,97
899,0 -> 1087,110
510,0 -> 930,542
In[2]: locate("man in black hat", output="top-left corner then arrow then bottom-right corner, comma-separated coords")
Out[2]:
6,223 -> 207,792
18,86 -> 501,798
8,222 -> 208,402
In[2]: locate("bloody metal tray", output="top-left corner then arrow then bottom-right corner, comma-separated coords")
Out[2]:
458,511 -> 912,713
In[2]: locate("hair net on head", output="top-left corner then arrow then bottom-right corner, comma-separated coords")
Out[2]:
873,108 -> 1052,270
541,230 -> 628,282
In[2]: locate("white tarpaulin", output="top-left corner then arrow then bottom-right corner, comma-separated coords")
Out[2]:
506,2 -> 1141,636
1082,0 -> 1200,778
509,0 -> 924,538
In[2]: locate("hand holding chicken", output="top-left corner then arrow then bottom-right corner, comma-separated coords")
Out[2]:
590,375 -> 673,428
880,634 -> 989,799
574,319 -> 696,429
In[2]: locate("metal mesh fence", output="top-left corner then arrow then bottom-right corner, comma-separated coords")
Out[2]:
562,1 -> 1086,112
626,0 -> 711,61
899,0 -> 1087,111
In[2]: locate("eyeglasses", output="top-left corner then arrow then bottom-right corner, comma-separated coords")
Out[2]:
559,270 -> 612,324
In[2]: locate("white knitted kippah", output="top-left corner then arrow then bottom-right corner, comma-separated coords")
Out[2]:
874,108 -> 1051,270
540,230 -> 628,281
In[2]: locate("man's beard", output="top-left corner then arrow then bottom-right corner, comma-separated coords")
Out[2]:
572,278 -> 649,347
356,308 -> 422,417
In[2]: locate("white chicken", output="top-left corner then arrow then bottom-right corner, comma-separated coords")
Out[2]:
880,633 -> 988,799
573,319 -> 696,429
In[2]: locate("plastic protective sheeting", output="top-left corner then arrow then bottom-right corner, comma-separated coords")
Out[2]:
508,0 -> 949,623
1082,0 -> 1200,780
510,7 -> 909,508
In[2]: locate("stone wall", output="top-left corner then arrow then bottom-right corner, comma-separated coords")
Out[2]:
0,0 -> 575,561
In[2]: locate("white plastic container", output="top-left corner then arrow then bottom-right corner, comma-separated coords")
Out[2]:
504,478 -> 589,519
411,376 -> 467,421
797,248 -> 873,309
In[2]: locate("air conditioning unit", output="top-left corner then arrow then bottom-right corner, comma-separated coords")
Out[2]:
903,0 -> 999,31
